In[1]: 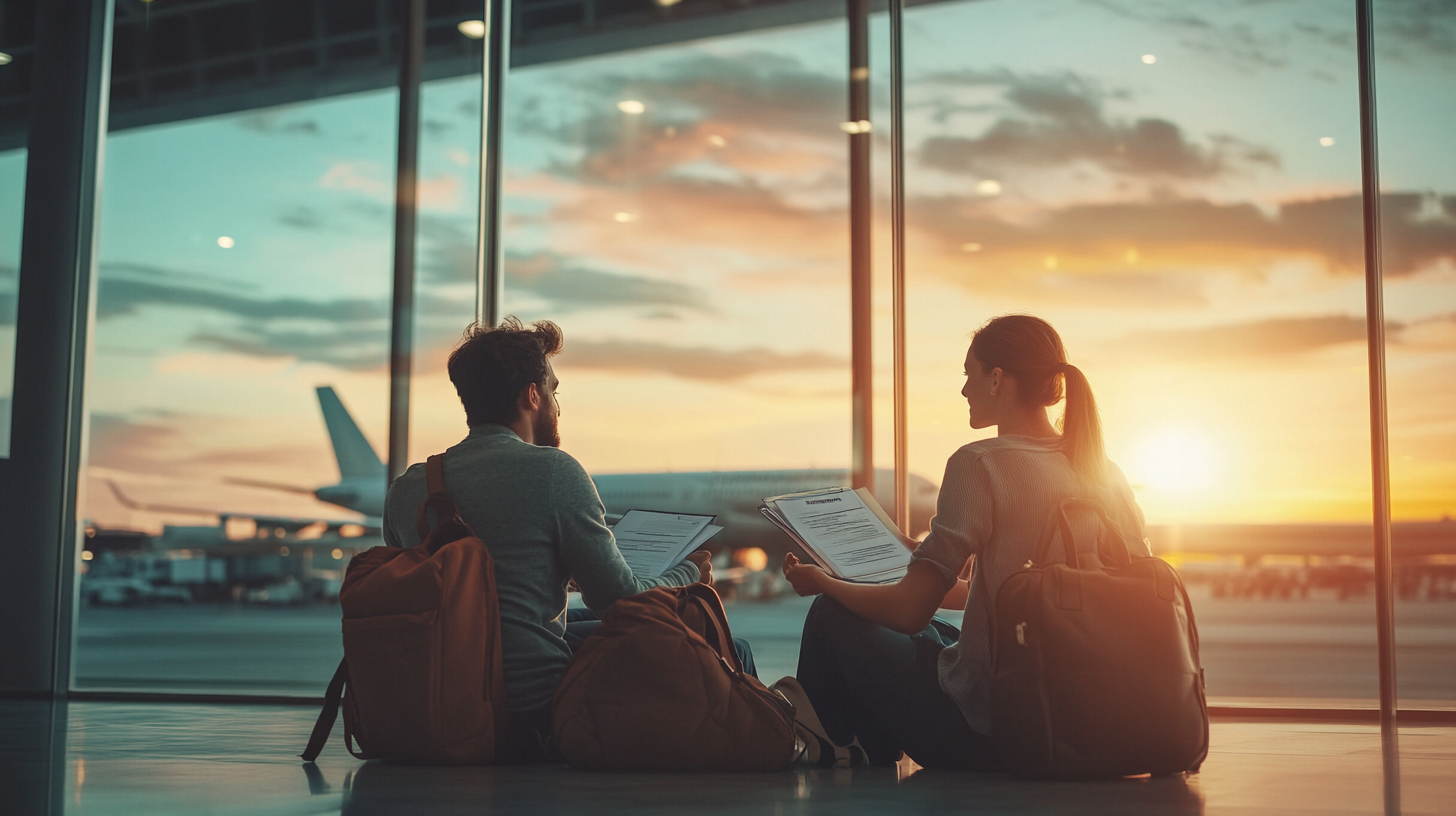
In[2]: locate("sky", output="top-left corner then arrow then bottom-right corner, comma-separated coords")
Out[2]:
0,0 -> 1453,531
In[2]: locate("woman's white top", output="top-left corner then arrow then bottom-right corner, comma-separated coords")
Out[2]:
909,434 -> 1147,735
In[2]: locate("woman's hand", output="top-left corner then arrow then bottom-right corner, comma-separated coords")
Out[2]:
686,550 -> 714,586
781,552 -> 828,597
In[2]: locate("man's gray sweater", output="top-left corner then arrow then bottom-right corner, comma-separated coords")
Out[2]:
382,424 -> 700,713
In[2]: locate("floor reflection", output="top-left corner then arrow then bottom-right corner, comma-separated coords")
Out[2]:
334,758 -> 1205,816
0,701 -> 1449,815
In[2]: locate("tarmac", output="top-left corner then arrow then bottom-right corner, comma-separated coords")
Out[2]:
73,588 -> 1456,706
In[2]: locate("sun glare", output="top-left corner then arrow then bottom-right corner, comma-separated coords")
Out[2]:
1130,428 -> 1219,494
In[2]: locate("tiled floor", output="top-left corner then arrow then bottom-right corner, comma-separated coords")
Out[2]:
1,700 -> 1452,815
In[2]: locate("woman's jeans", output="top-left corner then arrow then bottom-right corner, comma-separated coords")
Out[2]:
795,595 -> 1000,770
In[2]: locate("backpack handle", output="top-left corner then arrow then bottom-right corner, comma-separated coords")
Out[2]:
415,454 -> 477,554
1039,498 -> 1136,570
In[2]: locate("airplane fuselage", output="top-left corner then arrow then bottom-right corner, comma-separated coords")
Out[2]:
310,466 -> 939,557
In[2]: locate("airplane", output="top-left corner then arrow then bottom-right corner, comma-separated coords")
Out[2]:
221,386 -> 389,524
224,386 -> 941,556
105,387 -> 388,539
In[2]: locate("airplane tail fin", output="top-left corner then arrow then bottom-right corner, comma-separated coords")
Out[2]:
316,386 -> 386,481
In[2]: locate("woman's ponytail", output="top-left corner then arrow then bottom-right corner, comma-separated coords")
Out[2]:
970,315 -> 1109,488
1059,363 -> 1107,487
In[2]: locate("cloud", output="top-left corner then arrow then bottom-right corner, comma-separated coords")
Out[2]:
279,207 -> 326,230
1377,0 -> 1456,64
96,276 -> 386,323
238,113 -> 321,136
515,51 -> 845,184
1401,312 -> 1456,350
912,192 -> 1456,282
92,263 -> 391,370
919,71 -> 1279,179
88,256 -> 721,371
508,253 -> 712,313
1083,1 -> 1300,71
415,214 -> 716,313
1102,312 -> 1456,363
320,162 -> 391,196
191,326 -> 388,370
558,339 -> 844,381
1084,0 -> 1456,71
537,176 -> 846,268
86,412 -> 334,487
1105,314 -> 1371,361
88,412 -> 185,471
418,174 -> 463,211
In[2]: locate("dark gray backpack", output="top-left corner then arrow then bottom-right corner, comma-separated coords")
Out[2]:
987,498 -> 1208,779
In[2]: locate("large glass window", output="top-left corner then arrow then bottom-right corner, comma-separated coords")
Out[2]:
75,87 -> 401,692
495,28 -> 853,479
71,1 -> 862,693
1375,0 -> 1456,710
901,0 -> 1425,706
489,22 -> 860,683
406,72 -> 481,462
73,0 -> 414,692
58,0 -> 1451,703
0,2 -> 30,458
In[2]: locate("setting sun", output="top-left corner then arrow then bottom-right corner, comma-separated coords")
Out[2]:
1129,428 -> 1221,494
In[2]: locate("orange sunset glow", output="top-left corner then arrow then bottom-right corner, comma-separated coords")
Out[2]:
8,0 -> 1441,537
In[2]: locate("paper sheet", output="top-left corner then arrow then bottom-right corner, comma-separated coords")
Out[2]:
767,488 -> 911,583
611,510 -> 720,578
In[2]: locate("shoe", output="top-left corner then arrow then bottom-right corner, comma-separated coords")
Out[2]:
770,676 -> 868,768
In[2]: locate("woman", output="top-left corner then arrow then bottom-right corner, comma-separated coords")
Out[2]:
778,314 -> 1147,770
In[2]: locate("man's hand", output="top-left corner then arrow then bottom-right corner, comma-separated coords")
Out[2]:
686,550 -> 714,586
781,552 -> 827,597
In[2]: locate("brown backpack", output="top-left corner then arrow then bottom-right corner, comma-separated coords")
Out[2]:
301,454 -> 508,765
989,497 -> 1208,779
551,584 -> 797,771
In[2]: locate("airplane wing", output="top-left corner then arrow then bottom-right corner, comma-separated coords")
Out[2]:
223,476 -> 317,495
106,481 -> 380,536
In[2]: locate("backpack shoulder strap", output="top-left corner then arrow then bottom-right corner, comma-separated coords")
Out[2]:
415,453 -> 477,551
685,585 -> 740,673
300,660 -> 349,762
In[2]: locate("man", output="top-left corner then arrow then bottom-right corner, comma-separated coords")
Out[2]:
382,317 -> 713,762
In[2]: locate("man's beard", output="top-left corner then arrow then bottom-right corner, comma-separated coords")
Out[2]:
534,405 -> 561,448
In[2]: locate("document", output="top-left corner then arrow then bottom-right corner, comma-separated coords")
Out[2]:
761,487 -> 912,584
611,510 -> 721,578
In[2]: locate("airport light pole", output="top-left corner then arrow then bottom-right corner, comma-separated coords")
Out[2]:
476,0 -> 511,327
1355,0 -> 1398,758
